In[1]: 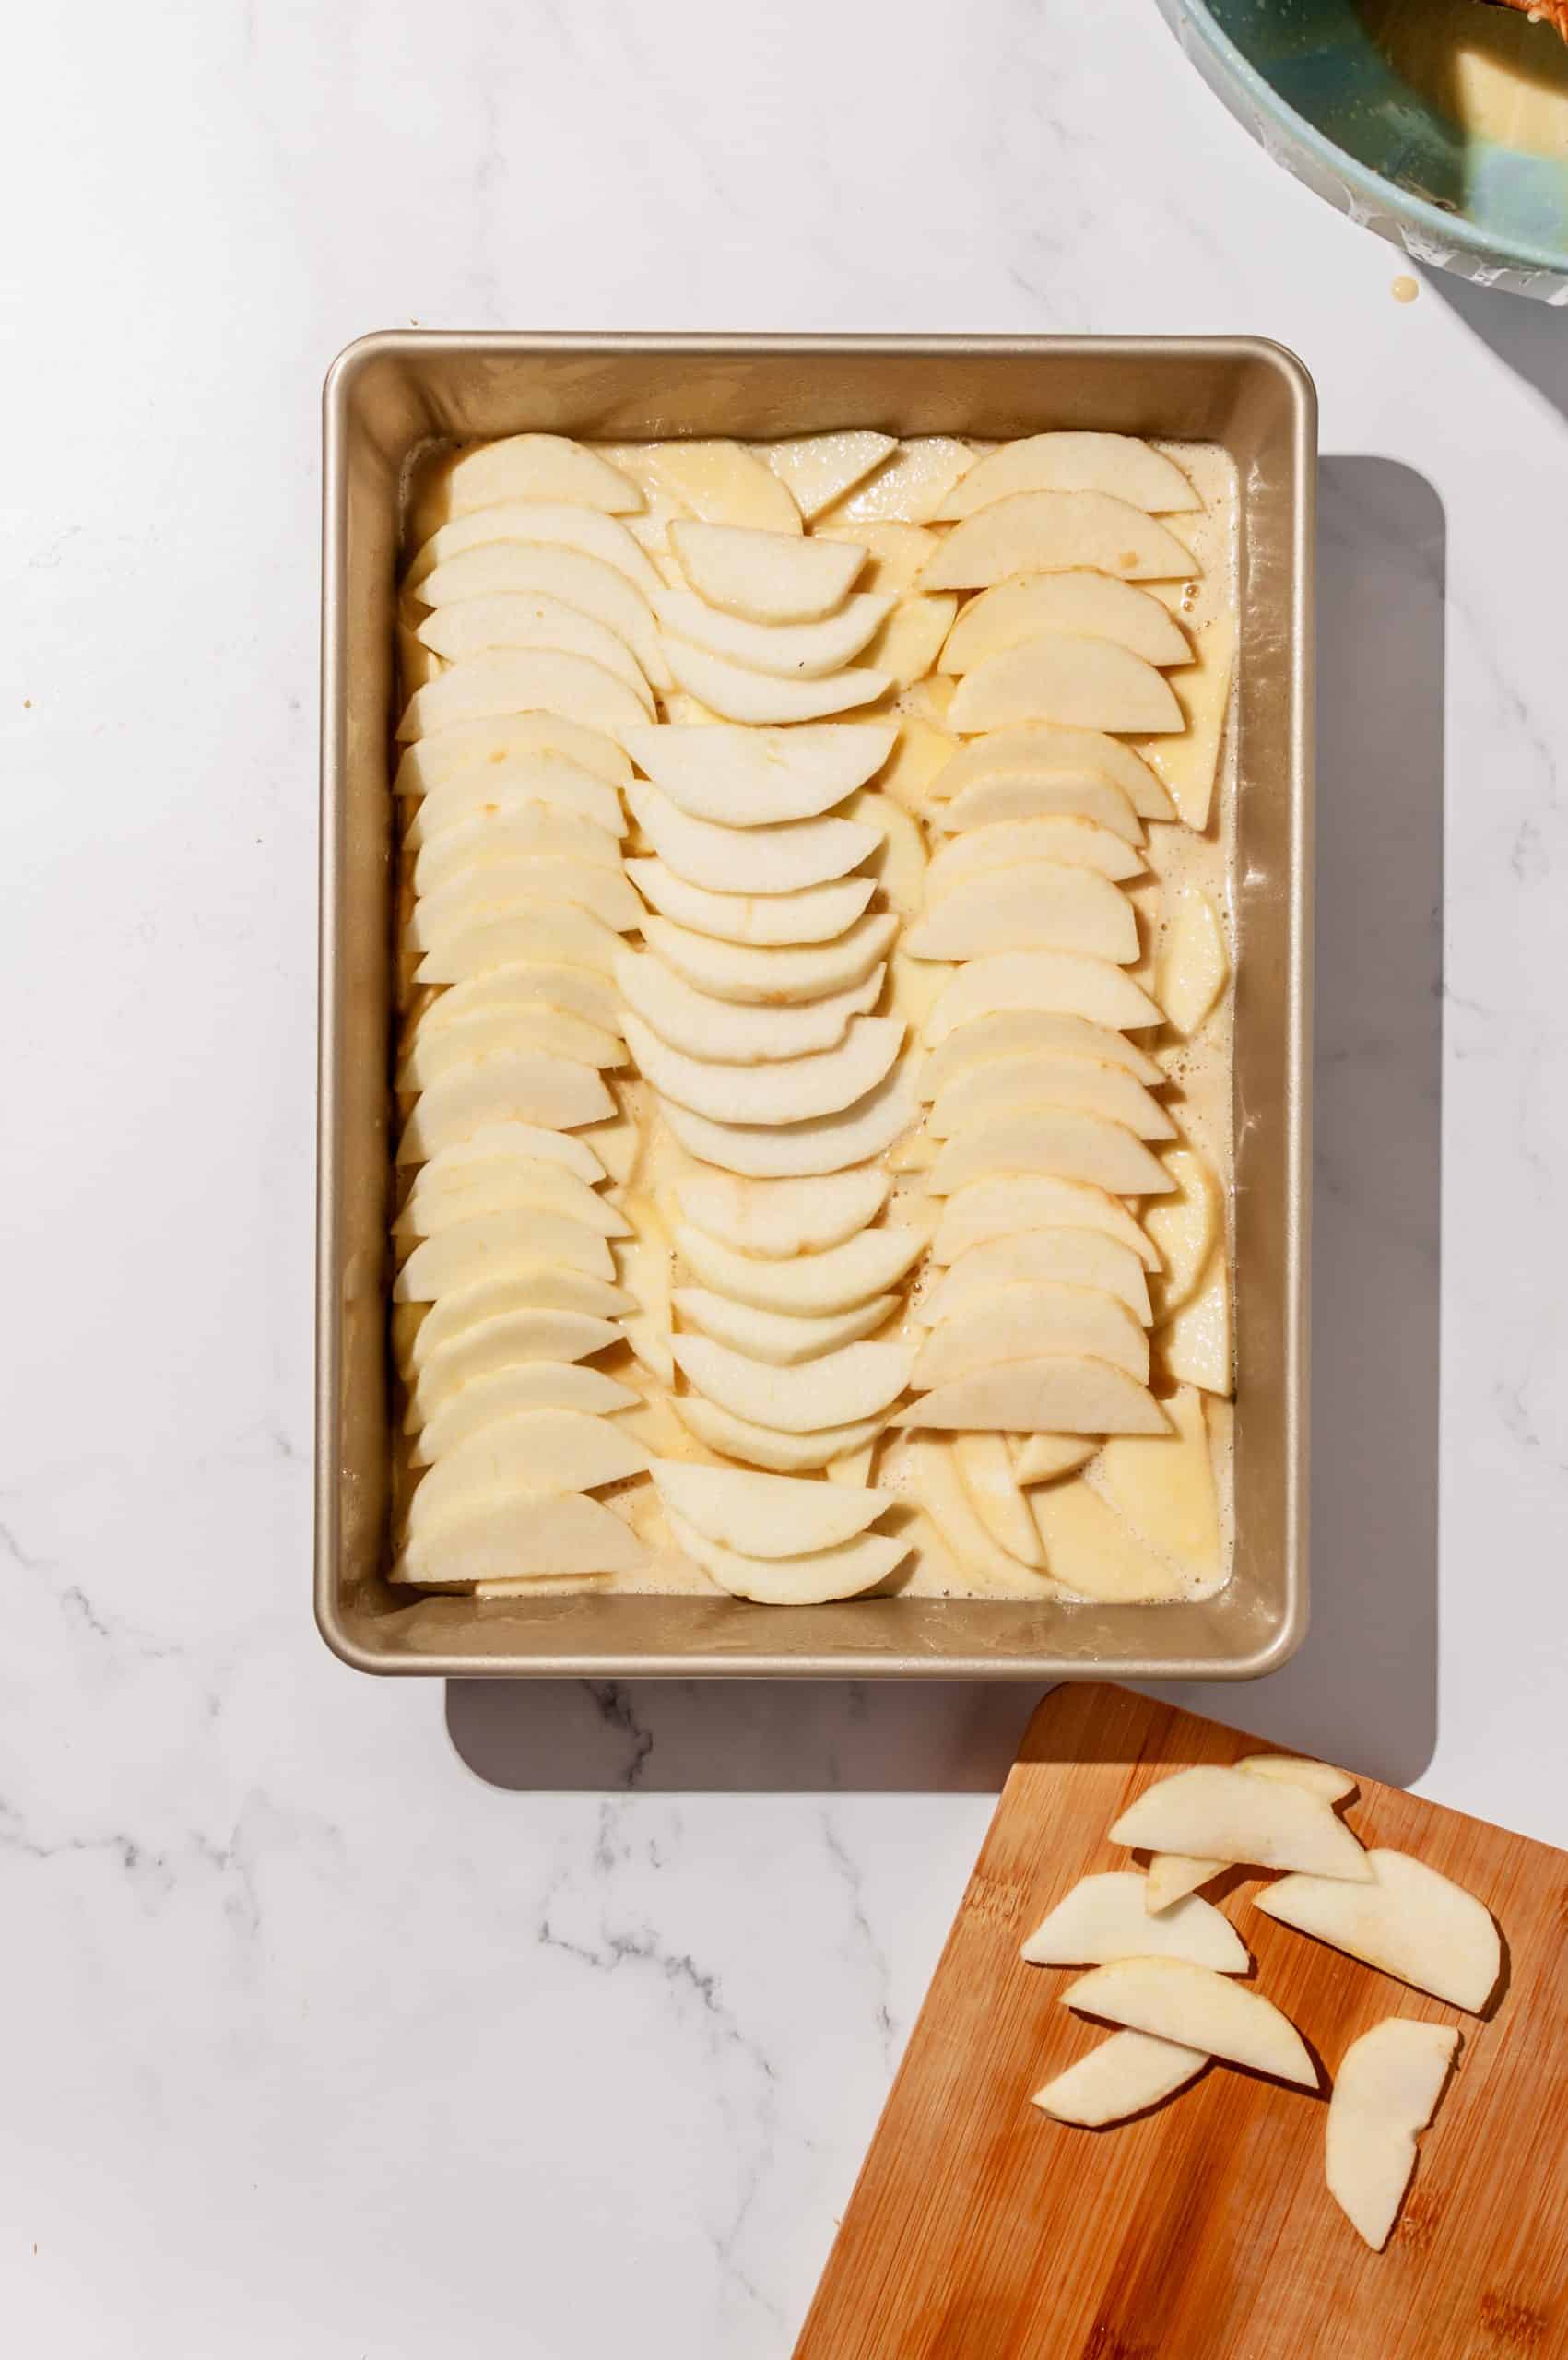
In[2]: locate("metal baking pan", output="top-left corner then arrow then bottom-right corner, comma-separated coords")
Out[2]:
317,334 -> 1314,1681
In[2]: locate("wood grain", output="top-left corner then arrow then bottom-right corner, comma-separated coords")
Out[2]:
795,1685 -> 1568,2360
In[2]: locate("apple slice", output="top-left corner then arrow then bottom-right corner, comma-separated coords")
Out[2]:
412,903 -> 624,989
1256,1851 -> 1501,2012
890,1358 -> 1165,1434
400,1006 -> 624,1093
936,433 -> 1200,520
929,1056 -> 1173,1145
672,1335 -> 914,1433
1326,2020 -> 1459,2250
1145,1856 -> 1223,1914
395,1209 -> 614,1299
763,430 -> 898,520
623,717 -> 896,825
407,1310 -> 624,1431
869,718 -> 956,822
626,1010 -> 903,1127
660,1065 -> 917,1178
393,1489 -> 643,1585
413,803 -> 621,898
1112,1765 -> 1373,1882
402,1271 -> 634,1375
902,1434 -> 1059,1595
671,1391 -> 888,1473
825,438 -> 977,526
949,635 -> 1184,737
1138,618 -> 1235,833
647,439 -> 803,534
1032,2029 -> 1208,2128
423,433 -> 641,525
627,782 -> 880,896
1011,1434 -> 1096,1484
942,571 -> 1191,672
935,773 -> 1146,844
627,858 -> 875,948
1028,1476 -> 1185,1600
654,584 -> 891,678
1144,1143 -> 1223,1322
398,648 -> 649,745
1062,1958 -> 1314,2086
395,1051 -> 614,1161
932,1173 -> 1161,1272
400,1113 -> 607,1187
925,951 -> 1161,1044
928,818 -> 1144,894
404,501 -> 664,600
615,948 -> 880,1065
927,1110 -> 1173,1198
396,1155 -> 627,1241
914,1283 -> 1149,1388
643,910 -> 897,1006
864,596 -> 959,690
1158,1257 -> 1232,1398
648,1457 -> 893,1553
922,491 -> 1197,590
952,1431 -> 1045,1566
923,1009 -> 1163,1093
908,865 -> 1138,966
1022,1871 -> 1248,1972
1159,892 -> 1230,1037
929,724 -> 1173,822
678,1166 -> 889,1260
407,1408 -> 646,1533
416,541 -> 667,689
676,1216 -> 925,1316
412,1361 -> 639,1463
405,766 -> 627,850
1088,1385 -> 1221,1581
395,714 -> 631,797
674,1284 -> 896,1366
665,1504 -> 908,1604
668,519 -> 866,623
662,634 -> 890,725
920,1229 -> 1152,1327
417,593 -> 654,707
415,962 -> 621,1044
407,858 -> 642,947
1239,1755 -> 1357,1804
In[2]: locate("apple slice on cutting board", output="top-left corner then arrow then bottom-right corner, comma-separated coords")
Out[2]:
1021,1872 -> 1248,1972
1326,2020 -> 1460,2250
1256,1850 -> 1502,2012
1062,1958 -> 1315,2087
1032,2029 -> 1209,2129
1112,1764 -> 1373,1882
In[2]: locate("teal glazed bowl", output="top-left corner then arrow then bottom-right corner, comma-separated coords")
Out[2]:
1160,0 -> 1568,301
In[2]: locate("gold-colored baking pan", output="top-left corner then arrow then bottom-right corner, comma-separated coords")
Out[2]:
317,334 -> 1314,1680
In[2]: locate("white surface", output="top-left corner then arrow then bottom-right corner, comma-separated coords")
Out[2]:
4,3 -> 1566,2354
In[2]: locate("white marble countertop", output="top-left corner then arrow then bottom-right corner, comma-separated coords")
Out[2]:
6,2 -> 1567,2352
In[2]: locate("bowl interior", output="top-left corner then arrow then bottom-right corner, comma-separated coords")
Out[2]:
1205,0 -> 1568,266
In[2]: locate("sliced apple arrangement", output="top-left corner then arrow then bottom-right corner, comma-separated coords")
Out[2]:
389,424 -> 1240,1603
1023,1752 -> 1501,2251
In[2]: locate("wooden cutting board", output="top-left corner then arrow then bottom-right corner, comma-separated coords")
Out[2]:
795,1684 -> 1568,2360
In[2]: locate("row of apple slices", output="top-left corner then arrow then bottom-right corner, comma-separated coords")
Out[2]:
894,730 -> 1177,1444
1023,1754 -> 1500,2250
391,463 -> 670,1587
613,597 -> 921,1508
